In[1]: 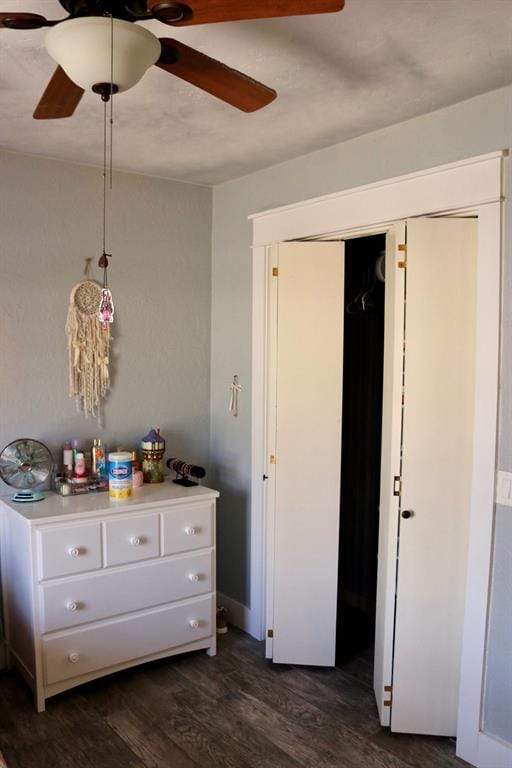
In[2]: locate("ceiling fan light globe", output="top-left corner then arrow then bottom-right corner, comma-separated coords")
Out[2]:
44,17 -> 161,94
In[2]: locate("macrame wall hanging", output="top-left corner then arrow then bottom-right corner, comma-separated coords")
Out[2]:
66,259 -> 111,419
65,13 -> 115,421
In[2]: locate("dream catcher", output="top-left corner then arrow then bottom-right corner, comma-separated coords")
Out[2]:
66,259 -> 111,419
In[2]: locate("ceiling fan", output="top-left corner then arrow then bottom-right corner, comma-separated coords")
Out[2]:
0,0 -> 345,119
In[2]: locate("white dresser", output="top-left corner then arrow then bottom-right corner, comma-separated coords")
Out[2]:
0,481 -> 218,711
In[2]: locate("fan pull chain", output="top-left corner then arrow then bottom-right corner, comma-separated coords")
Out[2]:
110,11 -> 114,190
97,11 -> 115,329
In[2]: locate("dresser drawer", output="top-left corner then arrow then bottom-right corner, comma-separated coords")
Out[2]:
43,595 -> 214,685
40,551 -> 213,632
162,503 -> 213,556
38,523 -> 102,580
104,513 -> 159,567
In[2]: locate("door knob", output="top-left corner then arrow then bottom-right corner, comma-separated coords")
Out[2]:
402,510 -> 414,519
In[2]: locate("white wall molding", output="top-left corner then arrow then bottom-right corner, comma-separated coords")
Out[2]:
250,152 -> 504,246
216,592 -> 254,634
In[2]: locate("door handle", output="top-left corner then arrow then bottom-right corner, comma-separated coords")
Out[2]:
401,510 -> 414,519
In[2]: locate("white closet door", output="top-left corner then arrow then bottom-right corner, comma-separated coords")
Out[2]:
271,241 -> 344,666
373,222 -> 406,726
391,218 -> 477,735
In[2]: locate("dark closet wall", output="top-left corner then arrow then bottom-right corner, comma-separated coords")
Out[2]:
336,235 -> 385,664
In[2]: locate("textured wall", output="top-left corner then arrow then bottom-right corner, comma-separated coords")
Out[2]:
0,151 -> 212,480
211,85 -> 512,740
484,507 -> 512,742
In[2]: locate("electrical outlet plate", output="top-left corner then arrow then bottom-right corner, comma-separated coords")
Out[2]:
496,471 -> 512,507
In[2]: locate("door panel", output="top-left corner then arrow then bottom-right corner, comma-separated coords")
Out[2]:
272,242 -> 344,666
391,218 -> 477,735
373,222 -> 405,725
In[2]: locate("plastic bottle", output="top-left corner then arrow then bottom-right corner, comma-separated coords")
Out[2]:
131,450 -> 144,488
108,452 -> 132,499
74,452 -> 87,478
62,441 -> 73,477
96,439 -> 107,478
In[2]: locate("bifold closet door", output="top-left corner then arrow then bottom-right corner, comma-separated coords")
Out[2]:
390,218 -> 477,736
271,241 -> 344,666
373,221 -> 405,727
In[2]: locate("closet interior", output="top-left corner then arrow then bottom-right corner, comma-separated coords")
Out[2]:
336,234 -> 386,668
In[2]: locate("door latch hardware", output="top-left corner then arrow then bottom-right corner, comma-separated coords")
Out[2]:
270,455 -> 276,464
272,267 -> 279,277
384,684 -> 392,706
393,476 -> 401,496
267,629 -> 274,638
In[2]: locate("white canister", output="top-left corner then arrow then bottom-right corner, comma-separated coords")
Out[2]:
108,452 -> 132,499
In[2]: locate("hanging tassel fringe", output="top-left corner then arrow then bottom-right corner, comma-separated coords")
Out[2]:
66,279 -> 111,419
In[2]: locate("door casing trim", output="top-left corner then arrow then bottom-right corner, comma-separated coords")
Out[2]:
250,151 -> 506,767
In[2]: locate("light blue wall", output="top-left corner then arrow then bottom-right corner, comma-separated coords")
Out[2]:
0,152 -> 213,477
210,85 -> 512,739
484,506 -> 512,742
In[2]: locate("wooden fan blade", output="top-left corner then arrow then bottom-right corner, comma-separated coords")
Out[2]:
0,12 -> 49,29
148,0 -> 344,26
156,38 -> 276,112
33,67 -> 84,120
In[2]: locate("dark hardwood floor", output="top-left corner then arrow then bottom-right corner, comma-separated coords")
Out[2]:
0,628 -> 469,767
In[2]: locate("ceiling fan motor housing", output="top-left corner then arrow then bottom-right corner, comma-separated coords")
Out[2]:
57,0 -> 190,23
59,1 -> 148,21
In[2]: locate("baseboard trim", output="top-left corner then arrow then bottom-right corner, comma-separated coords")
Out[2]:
217,593 -> 253,635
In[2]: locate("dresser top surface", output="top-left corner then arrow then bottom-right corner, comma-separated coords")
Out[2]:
0,480 -> 219,524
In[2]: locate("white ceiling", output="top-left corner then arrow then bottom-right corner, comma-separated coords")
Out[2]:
0,0 -> 511,185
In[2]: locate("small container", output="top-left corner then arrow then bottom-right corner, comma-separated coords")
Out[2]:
132,469 -> 144,488
55,474 -> 71,496
131,450 -> 144,488
108,451 -> 132,500
72,439 -> 84,462
141,428 -> 165,484
74,452 -> 87,478
62,441 -> 73,477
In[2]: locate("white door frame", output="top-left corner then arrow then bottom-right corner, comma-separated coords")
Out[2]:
250,152 -> 507,767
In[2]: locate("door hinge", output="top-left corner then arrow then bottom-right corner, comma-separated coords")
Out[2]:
398,259 -> 407,269
393,476 -> 402,496
269,455 -> 276,464
398,243 -> 407,252
398,243 -> 407,268
384,684 -> 392,706
267,629 -> 274,638
272,267 -> 279,277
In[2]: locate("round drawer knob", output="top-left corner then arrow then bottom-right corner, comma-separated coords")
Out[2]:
68,651 -> 80,664
68,547 -> 81,557
189,619 -> 200,629
129,536 -> 141,546
188,573 -> 199,582
66,601 -> 78,612
185,526 -> 197,536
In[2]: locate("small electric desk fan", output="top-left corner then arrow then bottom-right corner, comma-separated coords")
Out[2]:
0,438 -> 54,502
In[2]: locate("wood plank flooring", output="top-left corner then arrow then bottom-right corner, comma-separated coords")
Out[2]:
0,628 -> 469,768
